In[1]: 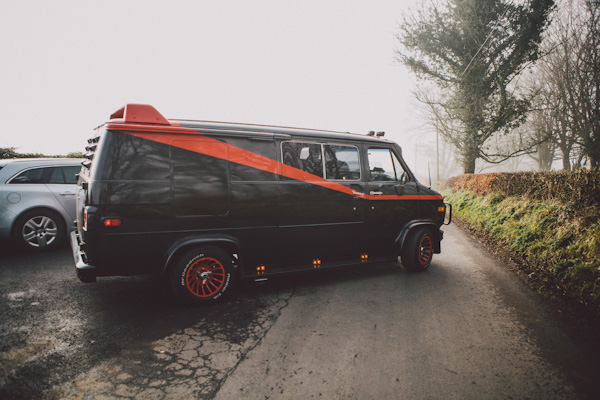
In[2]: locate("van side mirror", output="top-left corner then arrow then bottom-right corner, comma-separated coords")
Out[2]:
399,172 -> 408,185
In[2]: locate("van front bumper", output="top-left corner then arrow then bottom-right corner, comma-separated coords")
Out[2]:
70,231 -> 97,283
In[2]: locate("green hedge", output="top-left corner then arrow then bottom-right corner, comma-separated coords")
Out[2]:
0,147 -> 83,159
444,172 -> 600,314
444,170 -> 600,211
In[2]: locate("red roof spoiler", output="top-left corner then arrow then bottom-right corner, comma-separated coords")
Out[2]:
110,104 -> 170,125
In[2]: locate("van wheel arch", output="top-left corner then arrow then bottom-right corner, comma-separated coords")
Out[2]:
396,221 -> 440,254
162,239 -> 241,276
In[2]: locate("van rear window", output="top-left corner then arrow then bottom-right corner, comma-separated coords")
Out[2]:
101,132 -> 170,180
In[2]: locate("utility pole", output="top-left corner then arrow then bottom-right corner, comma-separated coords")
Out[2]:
435,121 -> 440,187
414,142 -> 418,175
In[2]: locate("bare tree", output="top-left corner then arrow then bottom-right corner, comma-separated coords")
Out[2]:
528,0 -> 600,169
396,0 -> 555,173
569,0 -> 600,167
527,94 -> 558,170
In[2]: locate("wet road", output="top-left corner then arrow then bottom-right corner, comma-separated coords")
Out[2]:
1,224 -> 599,399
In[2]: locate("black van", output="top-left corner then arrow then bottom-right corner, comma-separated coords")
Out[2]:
71,104 -> 451,304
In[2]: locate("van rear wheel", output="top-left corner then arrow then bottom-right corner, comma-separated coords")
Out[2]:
401,227 -> 434,272
170,246 -> 234,305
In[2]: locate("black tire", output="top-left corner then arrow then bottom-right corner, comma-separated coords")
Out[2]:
13,209 -> 66,252
401,227 -> 434,272
169,246 -> 235,305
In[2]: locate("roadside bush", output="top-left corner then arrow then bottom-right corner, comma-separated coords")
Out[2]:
0,147 -> 80,159
444,172 -> 600,315
443,170 -> 600,212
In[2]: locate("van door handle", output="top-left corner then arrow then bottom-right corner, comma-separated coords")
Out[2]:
60,191 -> 75,196
370,191 -> 383,195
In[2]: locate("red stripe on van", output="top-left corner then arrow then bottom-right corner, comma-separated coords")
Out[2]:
108,124 -> 442,202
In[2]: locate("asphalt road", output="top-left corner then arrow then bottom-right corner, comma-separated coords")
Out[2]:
1,224 -> 599,399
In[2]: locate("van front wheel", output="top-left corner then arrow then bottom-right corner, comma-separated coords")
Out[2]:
401,227 -> 434,272
170,246 -> 234,305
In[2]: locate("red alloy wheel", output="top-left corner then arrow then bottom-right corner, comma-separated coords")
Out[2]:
418,234 -> 433,266
185,257 -> 226,297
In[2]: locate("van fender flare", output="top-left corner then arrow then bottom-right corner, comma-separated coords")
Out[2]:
162,235 -> 242,275
395,220 -> 442,255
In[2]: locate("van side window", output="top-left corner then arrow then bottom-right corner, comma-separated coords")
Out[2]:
229,138 -> 277,181
368,148 -> 407,182
171,143 -> 229,216
282,142 -> 323,178
324,145 -> 360,180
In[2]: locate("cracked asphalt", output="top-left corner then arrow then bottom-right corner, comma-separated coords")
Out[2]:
2,224 -> 600,399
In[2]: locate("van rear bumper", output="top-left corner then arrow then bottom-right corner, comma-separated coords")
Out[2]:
70,231 -> 97,283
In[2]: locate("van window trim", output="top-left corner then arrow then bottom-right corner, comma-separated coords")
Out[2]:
367,146 -> 411,183
280,140 -> 362,182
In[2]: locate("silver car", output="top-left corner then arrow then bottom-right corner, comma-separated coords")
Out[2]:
0,158 -> 82,251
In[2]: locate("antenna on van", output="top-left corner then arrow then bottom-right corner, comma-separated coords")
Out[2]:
367,131 -> 375,136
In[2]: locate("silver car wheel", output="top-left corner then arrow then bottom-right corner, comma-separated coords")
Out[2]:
21,215 -> 59,248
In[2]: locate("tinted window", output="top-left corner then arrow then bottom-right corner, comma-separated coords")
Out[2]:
48,167 -> 65,183
101,131 -> 170,180
368,148 -> 406,181
63,166 -> 81,184
10,167 -> 53,184
171,142 -> 228,216
325,145 -> 360,180
282,142 -> 323,178
229,138 -> 278,181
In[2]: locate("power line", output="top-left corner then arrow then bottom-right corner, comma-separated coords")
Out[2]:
460,0 -> 518,81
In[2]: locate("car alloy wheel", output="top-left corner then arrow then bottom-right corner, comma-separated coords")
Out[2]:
13,209 -> 66,251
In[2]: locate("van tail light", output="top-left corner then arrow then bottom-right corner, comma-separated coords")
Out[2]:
103,218 -> 122,227
83,206 -> 98,231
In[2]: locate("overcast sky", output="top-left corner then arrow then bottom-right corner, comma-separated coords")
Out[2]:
1,1 -> 437,173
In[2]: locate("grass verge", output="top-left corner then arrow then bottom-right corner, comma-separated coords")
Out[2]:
444,190 -> 600,316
